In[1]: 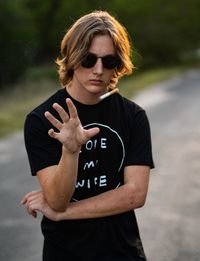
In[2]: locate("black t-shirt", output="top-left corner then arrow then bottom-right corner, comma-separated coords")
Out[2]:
24,88 -> 154,260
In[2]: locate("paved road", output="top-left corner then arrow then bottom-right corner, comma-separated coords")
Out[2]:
0,133 -> 43,261
0,69 -> 200,261
135,69 -> 200,261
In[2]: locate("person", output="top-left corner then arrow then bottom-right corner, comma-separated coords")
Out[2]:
21,10 -> 154,261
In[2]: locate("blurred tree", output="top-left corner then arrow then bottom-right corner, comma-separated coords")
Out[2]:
45,0 -> 200,68
137,0 -> 200,67
26,0 -> 62,62
0,0 -> 37,88
25,0 -> 110,61
0,0 -> 199,88
103,0 -> 200,67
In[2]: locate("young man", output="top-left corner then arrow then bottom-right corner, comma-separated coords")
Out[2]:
22,10 -> 154,261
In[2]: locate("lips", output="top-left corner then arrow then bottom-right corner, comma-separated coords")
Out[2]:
90,79 -> 103,85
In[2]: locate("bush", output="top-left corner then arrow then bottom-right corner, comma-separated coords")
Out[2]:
0,0 -> 37,88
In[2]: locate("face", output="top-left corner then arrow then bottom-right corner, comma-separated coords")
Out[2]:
70,34 -> 116,104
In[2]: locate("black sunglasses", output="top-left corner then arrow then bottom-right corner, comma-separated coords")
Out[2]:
81,53 -> 121,69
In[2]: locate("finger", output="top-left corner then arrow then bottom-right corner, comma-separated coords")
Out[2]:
27,192 -> 43,204
52,103 -> 69,123
44,111 -> 63,130
66,98 -> 78,119
27,203 -> 37,218
21,190 -> 39,204
28,206 -> 37,218
48,128 -> 60,139
27,197 -> 45,218
84,127 -> 100,140
32,211 -> 37,218
25,196 -> 42,216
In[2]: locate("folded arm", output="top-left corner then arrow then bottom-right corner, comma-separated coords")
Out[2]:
58,165 -> 150,219
22,165 -> 150,220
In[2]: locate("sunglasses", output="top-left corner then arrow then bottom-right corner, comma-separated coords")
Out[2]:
81,53 -> 121,69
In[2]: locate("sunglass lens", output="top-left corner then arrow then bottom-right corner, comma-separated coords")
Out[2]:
81,53 -> 121,69
103,56 -> 120,69
81,54 -> 97,68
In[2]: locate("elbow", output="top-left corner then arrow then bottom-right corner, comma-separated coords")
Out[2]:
131,195 -> 146,209
136,196 -> 146,208
128,186 -> 147,209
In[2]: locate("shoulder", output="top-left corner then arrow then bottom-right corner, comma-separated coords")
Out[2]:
25,88 -> 68,131
113,92 -> 144,111
30,88 -> 67,117
109,93 -> 152,137
112,93 -> 146,121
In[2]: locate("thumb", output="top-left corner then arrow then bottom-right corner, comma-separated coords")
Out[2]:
85,127 -> 100,139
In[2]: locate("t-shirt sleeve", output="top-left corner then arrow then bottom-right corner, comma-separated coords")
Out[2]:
24,113 -> 62,176
124,109 -> 154,168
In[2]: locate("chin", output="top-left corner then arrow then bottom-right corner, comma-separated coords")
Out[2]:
87,84 -> 106,93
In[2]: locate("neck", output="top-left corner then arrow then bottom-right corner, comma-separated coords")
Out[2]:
65,84 -> 104,105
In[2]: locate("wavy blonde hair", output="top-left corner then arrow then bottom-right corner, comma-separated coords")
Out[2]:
56,10 -> 134,88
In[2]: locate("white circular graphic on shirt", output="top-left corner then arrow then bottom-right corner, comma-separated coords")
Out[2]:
72,123 -> 125,201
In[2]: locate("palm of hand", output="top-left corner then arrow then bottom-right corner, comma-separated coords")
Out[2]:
45,98 -> 99,153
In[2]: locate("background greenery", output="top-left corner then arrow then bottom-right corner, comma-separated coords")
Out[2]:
0,0 -> 199,87
0,0 -> 199,137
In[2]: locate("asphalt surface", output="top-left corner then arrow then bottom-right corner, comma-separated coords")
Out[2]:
0,68 -> 200,261
135,69 -> 200,261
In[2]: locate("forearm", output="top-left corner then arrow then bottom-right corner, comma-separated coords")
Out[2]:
57,183 -> 146,220
39,146 -> 79,211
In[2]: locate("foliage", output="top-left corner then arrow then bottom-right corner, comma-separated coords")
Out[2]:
0,0 -> 37,87
0,0 -> 199,88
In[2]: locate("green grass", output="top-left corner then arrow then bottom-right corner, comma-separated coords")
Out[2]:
118,65 -> 188,97
0,64 -> 192,138
0,77 -> 58,137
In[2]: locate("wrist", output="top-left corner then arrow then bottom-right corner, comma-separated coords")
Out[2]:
62,145 -> 80,156
56,210 -> 67,221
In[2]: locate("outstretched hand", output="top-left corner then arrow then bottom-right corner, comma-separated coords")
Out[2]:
44,98 -> 100,153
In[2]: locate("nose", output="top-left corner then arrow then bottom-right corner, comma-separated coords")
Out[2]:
93,57 -> 103,75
